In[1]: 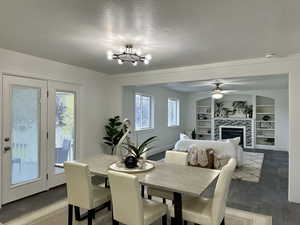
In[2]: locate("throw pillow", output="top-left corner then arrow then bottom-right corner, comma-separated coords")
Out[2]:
186,144 -> 200,166
227,137 -> 240,146
180,133 -> 191,140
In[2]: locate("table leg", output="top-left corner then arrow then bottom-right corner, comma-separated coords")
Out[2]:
141,185 -> 145,198
173,192 -> 183,225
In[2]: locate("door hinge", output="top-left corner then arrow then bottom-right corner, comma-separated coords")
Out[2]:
46,132 -> 49,139
47,91 -> 49,98
46,174 -> 49,180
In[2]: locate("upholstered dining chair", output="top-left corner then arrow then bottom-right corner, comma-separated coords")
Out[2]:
147,151 -> 188,202
108,170 -> 168,225
169,158 -> 237,225
64,161 -> 111,225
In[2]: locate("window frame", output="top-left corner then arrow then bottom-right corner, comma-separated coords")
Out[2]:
168,98 -> 180,127
134,93 -> 154,131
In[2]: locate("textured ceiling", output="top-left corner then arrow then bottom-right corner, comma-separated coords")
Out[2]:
0,0 -> 299,74
161,75 -> 288,92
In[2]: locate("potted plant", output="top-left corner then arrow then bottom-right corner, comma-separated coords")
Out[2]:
123,136 -> 157,168
103,116 -> 126,154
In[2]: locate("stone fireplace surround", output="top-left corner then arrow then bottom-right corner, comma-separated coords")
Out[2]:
214,118 -> 254,148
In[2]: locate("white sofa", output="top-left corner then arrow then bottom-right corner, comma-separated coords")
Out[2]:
174,138 -> 244,167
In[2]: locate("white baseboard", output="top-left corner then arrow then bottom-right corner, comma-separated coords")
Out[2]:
146,144 -> 174,157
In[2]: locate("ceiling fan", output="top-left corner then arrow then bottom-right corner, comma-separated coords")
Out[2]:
210,81 -> 237,99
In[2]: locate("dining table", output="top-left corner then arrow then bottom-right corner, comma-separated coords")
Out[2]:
56,153 -> 220,225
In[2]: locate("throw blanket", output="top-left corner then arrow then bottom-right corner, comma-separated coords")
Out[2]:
187,146 -> 214,168
186,146 -> 229,169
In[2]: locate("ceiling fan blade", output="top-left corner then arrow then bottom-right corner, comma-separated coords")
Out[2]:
221,90 -> 238,94
186,81 -> 216,87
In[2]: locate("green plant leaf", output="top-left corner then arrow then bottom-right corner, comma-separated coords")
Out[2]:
138,136 -> 157,151
103,136 -> 112,141
104,141 -> 113,146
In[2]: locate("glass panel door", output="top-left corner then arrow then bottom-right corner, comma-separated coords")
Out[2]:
11,87 -> 40,185
2,75 -> 47,204
55,92 -> 76,174
47,81 -> 78,188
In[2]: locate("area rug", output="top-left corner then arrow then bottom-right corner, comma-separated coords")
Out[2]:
4,199 -> 272,225
233,152 -> 264,183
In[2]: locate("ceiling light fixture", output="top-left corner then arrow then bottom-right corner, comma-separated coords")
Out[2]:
265,53 -> 276,58
107,44 -> 152,66
212,83 -> 224,99
212,90 -> 224,99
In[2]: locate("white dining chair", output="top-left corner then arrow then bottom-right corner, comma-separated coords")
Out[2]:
64,161 -> 111,225
108,170 -> 168,225
169,158 -> 236,225
147,151 -> 188,202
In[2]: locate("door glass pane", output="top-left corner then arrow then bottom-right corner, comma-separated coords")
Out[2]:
55,92 -> 75,174
11,87 -> 40,185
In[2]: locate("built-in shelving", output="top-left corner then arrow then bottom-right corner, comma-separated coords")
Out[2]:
255,96 -> 275,146
196,98 -> 212,140
193,95 -> 277,148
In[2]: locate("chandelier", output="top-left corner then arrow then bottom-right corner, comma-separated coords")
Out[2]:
107,45 -> 152,66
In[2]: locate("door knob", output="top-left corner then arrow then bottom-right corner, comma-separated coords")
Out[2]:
3,146 -> 11,152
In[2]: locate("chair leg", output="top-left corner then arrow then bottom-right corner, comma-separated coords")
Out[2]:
105,178 -> 109,188
163,198 -> 166,204
141,185 -> 145,198
148,195 -> 152,200
113,219 -> 119,225
221,218 -> 225,225
68,204 -> 73,225
87,210 -> 93,225
162,214 -> 167,225
184,220 -> 187,225
92,209 -> 95,219
74,206 -> 81,220
107,201 -> 111,211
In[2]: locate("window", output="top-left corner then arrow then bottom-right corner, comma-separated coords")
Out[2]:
135,94 -> 153,130
168,98 -> 180,127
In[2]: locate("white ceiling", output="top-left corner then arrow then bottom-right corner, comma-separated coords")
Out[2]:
0,0 -> 299,75
161,75 -> 288,92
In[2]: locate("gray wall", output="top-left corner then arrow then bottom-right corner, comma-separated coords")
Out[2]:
122,85 -> 187,156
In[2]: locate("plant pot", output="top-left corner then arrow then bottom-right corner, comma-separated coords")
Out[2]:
124,156 -> 138,169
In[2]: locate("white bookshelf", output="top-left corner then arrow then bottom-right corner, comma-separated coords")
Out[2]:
196,98 -> 212,140
255,96 -> 275,146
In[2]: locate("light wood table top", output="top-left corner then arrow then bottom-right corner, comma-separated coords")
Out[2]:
57,153 -> 220,196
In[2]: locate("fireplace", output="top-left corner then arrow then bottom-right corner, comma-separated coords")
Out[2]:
220,126 -> 245,147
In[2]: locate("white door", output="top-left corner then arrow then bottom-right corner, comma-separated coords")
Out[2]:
47,81 -> 79,188
2,75 -> 48,203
